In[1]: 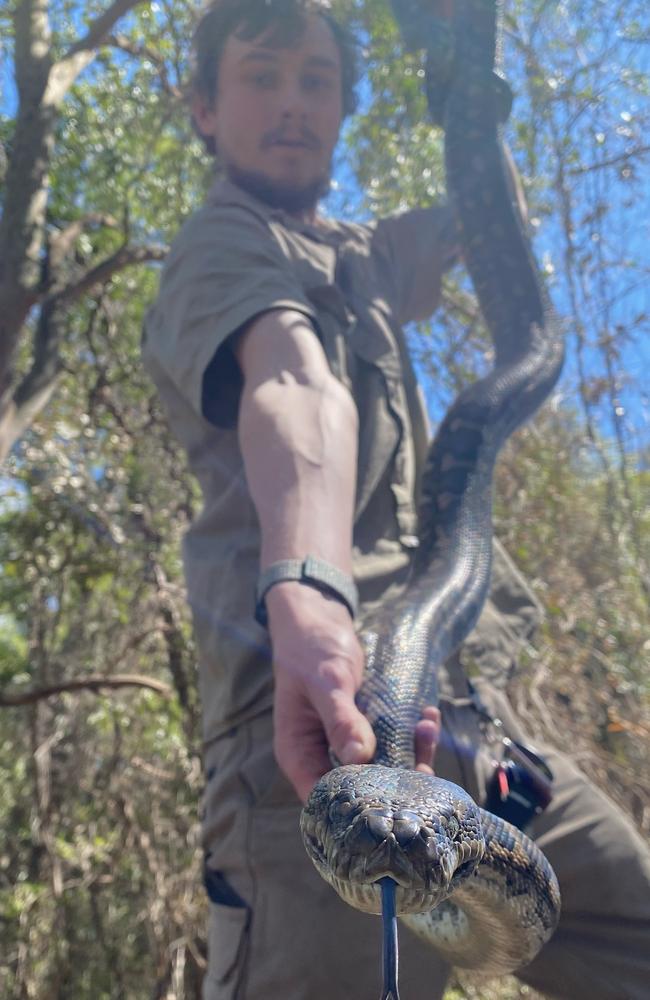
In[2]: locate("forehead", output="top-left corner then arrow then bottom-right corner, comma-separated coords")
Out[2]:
222,12 -> 342,74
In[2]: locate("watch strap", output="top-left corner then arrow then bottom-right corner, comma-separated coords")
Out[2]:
255,556 -> 359,627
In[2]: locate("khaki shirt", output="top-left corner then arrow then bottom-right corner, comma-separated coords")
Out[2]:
143,178 -> 540,744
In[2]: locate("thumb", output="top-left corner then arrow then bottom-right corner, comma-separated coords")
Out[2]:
314,686 -> 376,766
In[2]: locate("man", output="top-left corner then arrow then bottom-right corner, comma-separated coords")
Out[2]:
142,2 -> 650,998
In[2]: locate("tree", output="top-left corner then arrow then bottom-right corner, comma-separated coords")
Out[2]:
0,1 -> 648,997
0,0 -> 203,459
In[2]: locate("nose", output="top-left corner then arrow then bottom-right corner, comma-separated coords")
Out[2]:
365,809 -> 394,842
392,810 -> 422,847
278,79 -> 309,122
359,808 -> 423,847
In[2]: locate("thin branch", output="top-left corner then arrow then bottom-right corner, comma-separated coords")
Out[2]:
0,674 -> 173,706
48,214 -> 121,275
56,242 -> 168,305
567,145 -> 650,176
67,0 -> 149,58
108,33 -> 184,102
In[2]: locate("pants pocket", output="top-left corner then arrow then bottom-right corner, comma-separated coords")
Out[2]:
203,868 -> 251,1000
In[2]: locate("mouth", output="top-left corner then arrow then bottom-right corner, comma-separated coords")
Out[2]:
265,135 -> 318,151
328,871 -> 448,915
271,142 -> 311,153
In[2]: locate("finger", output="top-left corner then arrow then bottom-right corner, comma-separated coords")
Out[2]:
286,744 -> 332,805
414,706 -> 441,773
275,715 -> 332,805
312,685 -> 376,766
273,685 -> 333,804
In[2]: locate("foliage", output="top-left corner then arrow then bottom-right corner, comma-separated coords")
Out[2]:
0,0 -> 648,997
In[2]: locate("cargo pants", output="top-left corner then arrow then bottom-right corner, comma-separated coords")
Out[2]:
201,677 -> 650,1000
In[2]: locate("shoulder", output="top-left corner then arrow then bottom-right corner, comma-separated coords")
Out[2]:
167,196 -> 282,267
153,193 -> 300,314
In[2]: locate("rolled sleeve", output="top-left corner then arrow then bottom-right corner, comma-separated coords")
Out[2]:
372,203 -> 460,326
143,203 -> 316,426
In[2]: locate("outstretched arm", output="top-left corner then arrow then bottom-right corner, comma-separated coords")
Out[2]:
236,308 -> 374,804
236,309 -> 439,803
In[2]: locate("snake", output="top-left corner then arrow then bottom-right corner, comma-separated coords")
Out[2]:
299,0 -> 565,983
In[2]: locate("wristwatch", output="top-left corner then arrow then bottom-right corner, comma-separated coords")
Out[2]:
254,556 -> 359,628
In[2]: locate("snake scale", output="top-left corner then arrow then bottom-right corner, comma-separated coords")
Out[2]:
300,0 -> 565,980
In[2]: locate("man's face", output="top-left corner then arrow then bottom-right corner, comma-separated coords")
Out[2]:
193,14 -> 344,214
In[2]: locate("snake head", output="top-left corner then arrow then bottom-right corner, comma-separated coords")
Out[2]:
300,764 -> 485,915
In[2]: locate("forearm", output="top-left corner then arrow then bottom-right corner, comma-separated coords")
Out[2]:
238,323 -> 358,575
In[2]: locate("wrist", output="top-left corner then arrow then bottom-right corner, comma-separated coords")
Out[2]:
255,556 -> 358,627
265,580 -> 348,622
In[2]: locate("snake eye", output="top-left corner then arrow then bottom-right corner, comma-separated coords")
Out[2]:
447,815 -> 460,839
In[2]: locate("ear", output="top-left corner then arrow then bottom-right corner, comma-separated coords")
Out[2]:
190,92 -> 218,142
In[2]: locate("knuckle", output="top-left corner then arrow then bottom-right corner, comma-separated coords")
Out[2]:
326,714 -> 356,749
315,657 -> 353,690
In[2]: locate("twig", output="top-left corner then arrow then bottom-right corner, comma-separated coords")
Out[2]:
0,674 -> 173,706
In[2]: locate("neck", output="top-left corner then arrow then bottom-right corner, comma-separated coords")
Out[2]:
224,163 -> 329,222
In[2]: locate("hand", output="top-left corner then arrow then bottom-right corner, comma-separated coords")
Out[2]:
266,582 -> 441,803
267,581 -> 373,804
414,705 -> 441,776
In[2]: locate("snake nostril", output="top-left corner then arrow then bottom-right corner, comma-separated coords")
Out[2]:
393,816 -> 421,846
365,809 -> 394,842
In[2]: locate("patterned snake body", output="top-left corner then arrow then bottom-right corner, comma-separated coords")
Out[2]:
300,0 -> 564,976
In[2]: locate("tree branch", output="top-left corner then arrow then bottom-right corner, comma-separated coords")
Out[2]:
45,0 -> 152,107
0,1 -> 150,405
0,4 -> 55,387
48,214 -> 120,274
108,33 -> 184,102
567,144 -> 650,176
0,674 -> 173,707
0,238 -> 167,458
57,242 -> 168,306
0,297 -> 65,461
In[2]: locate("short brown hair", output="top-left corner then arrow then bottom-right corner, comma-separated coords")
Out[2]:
189,0 -> 359,154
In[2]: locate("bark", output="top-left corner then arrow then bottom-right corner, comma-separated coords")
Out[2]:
0,1 -> 55,392
0,295 -> 63,460
0,240 -> 166,461
0,0 -> 151,456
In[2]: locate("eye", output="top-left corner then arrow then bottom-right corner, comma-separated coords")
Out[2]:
447,815 -> 460,839
303,74 -> 332,94
249,71 -> 277,89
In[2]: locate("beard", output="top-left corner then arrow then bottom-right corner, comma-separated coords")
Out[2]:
224,162 -> 331,215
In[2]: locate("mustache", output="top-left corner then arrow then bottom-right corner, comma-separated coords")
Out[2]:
261,127 -> 321,150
